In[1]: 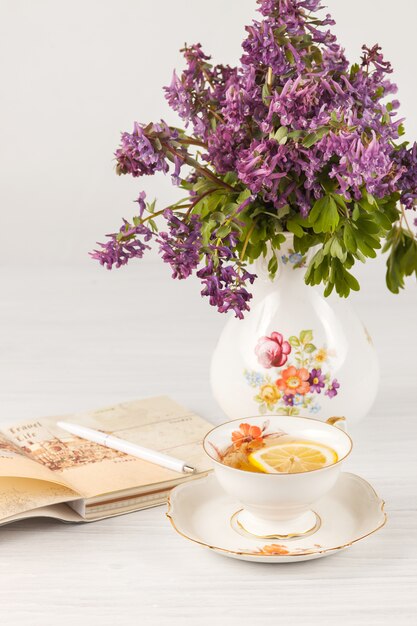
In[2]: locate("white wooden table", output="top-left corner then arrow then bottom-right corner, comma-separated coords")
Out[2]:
0,264 -> 416,626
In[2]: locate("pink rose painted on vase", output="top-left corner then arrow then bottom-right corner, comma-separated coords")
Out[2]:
255,332 -> 292,369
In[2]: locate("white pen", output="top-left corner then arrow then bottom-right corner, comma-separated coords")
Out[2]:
56,421 -> 195,474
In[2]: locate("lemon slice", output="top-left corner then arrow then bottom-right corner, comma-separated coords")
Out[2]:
249,441 -> 338,474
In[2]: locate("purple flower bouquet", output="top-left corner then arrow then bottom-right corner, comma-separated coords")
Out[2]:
92,0 -> 417,319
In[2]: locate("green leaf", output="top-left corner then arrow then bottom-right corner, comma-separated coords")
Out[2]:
285,47 -> 296,65
330,237 -> 347,262
352,204 -> 361,221
268,255 -> 278,277
273,126 -> 288,144
250,222 -> 267,244
331,193 -> 348,211
262,83 -> 272,105
344,270 -> 360,292
286,219 -> 304,238
304,343 -> 316,353
147,218 -> 157,232
216,224 -> 232,239
310,196 -> 339,234
300,330 -> 313,344
323,282 -> 334,297
277,204 -> 291,219
201,220 -> 216,245
302,126 -> 329,148
358,196 -> 376,213
356,236 -> 377,258
373,211 -> 393,231
289,336 -> 300,347
343,223 -> 357,253
356,217 -> 381,235
385,226 -> 417,293
309,196 -> 328,223
211,211 -> 226,224
288,130 -> 303,141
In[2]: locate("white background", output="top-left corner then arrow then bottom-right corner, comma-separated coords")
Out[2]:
1,0 -> 417,276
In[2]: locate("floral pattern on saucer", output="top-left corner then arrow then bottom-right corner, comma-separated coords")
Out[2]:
251,543 -> 323,557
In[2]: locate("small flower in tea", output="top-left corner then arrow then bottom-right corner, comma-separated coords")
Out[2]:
231,423 -> 264,449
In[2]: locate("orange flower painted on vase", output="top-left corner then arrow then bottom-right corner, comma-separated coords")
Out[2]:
231,423 -> 264,449
276,366 -> 310,396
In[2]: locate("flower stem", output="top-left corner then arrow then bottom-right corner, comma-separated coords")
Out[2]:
164,143 -> 236,191
141,204 -> 190,224
240,222 -> 256,261
177,137 -> 208,149
186,187 -> 223,217
400,204 -> 414,238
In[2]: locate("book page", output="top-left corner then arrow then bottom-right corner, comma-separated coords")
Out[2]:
0,502 -> 83,527
0,432 -> 76,489
0,476 -> 80,521
1,397 -> 213,499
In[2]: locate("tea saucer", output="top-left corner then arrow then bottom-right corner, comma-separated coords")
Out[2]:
166,472 -> 386,563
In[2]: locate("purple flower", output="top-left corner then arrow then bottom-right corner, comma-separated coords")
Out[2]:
283,394 -> 295,406
197,241 -> 256,319
115,121 -> 175,178
157,211 -> 202,280
205,123 -> 247,175
237,139 -> 287,196
308,368 -> 325,393
134,191 -> 147,218
90,220 -> 153,269
164,44 -> 216,140
394,143 -> 417,209
257,0 -> 323,16
325,379 -> 340,399
241,18 -> 291,76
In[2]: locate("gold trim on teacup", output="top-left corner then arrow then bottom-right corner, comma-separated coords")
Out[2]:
165,475 -> 387,559
202,414 -> 353,476
230,508 -> 322,540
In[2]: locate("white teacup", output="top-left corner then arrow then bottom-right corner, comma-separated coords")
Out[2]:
203,415 -> 352,539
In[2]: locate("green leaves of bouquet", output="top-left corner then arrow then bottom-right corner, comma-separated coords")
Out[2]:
288,185 -> 410,298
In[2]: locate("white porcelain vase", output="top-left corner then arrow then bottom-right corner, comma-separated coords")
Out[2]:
210,235 -> 379,427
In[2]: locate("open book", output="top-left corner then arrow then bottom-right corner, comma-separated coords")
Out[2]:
0,396 -> 213,526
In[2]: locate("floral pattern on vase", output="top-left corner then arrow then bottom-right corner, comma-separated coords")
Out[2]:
280,249 -> 307,269
244,330 -> 341,416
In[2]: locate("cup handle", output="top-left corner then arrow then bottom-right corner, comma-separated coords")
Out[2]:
326,416 -> 347,432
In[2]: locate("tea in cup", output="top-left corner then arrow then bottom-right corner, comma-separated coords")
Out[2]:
203,415 -> 352,538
